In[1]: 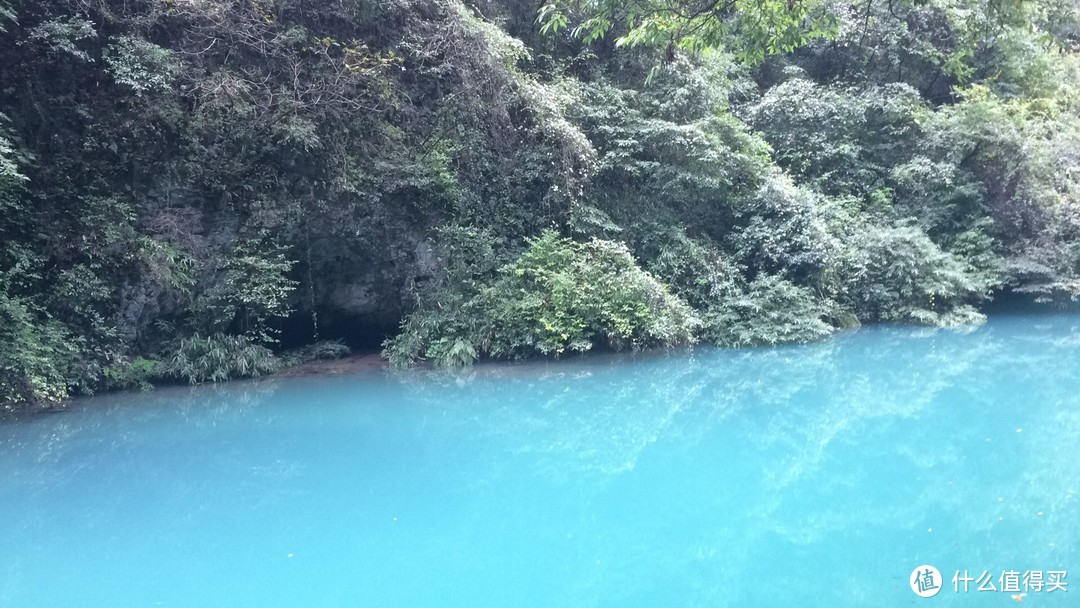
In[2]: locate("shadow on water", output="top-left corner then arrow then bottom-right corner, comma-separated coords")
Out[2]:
0,314 -> 1078,606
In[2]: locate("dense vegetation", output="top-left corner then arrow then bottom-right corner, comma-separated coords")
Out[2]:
1,0 -> 1078,413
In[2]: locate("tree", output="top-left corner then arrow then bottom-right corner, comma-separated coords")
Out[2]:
538,0 -> 839,62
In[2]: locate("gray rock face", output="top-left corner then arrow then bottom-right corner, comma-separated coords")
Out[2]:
281,225 -> 439,347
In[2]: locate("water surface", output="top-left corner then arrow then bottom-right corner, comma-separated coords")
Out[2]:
1,315 -> 1078,606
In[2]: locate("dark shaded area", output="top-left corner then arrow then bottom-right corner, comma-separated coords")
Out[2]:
279,309 -> 398,352
983,289 -> 1080,316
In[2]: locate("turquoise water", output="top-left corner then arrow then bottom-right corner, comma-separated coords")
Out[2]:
1,315 -> 1077,606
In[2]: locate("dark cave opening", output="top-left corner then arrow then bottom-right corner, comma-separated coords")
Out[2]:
983,288 -> 1080,315
278,308 -> 400,353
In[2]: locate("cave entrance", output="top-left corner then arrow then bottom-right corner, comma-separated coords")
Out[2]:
278,308 -> 400,353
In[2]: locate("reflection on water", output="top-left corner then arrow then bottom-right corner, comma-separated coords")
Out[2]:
0,315 -> 1078,606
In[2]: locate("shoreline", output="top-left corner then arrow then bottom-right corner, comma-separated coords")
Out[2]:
3,308 -> 1073,421
277,352 -> 389,377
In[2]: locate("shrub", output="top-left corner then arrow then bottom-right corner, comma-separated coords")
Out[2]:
161,334 -> 281,385
282,340 -> 352,366
703,275 -> 836,346
750,79 -> 927,199
0,292 -> 76,411
192,238 -> 298,345
636,225 -> 837,346
636,225 -> 744,310
101,357 -> 162,392
844,223 -> 993,324
729,174 -> 846,287
488,231 -> 701,356
384,230 -> 700,366
103,36 -> 176,94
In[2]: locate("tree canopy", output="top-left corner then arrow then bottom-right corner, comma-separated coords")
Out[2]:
539,0 -> 838,62
0,0 -> 1078,412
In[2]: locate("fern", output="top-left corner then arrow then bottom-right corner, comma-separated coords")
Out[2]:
162,334 -> 281,385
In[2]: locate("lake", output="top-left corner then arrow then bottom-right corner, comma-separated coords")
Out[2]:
1,314 -> 1077,606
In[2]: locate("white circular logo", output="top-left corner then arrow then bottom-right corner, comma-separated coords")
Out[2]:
910,565 -> 943,598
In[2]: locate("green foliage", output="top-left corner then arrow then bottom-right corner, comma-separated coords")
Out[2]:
0,1 -> 13,30
539,0 -> 839,63
24,16 -> 97,61
844,224 -> 993,324
162,334 -> 281,385
750,78 -> 927,200
101,357 -> 161,392
0,291 -> 76,411
384,230 -> 699,366
283,340 -> 352,366
705,275 -> 836,346
0,118 -> 23,202
496,231 -> 700,355
637,226 -> 744,310
635,225 -> 836,345
568,56 -> 772,245
194,239 -> 298,344
136,237 -> 196,293
0,0 -> 1079,406
103,36 -> 176,94
729,174 -> 846,287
